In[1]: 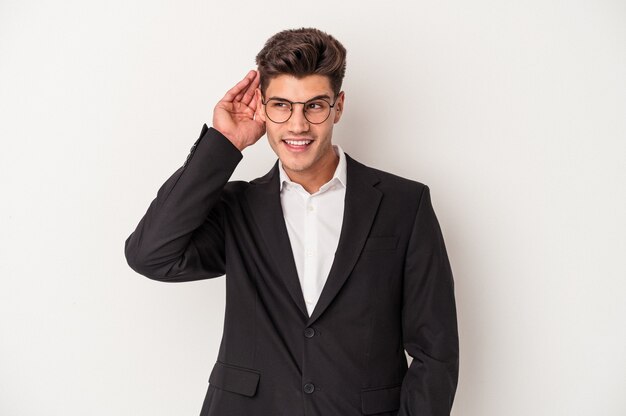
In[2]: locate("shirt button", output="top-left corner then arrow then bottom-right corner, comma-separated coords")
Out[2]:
308,205 -> 314,212
304,327 -> 315,338
303,383 -> 315,394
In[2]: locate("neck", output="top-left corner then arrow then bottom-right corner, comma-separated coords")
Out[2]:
284,147 -> 339,194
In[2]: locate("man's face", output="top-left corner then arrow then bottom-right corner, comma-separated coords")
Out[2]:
256,74 -> 344,179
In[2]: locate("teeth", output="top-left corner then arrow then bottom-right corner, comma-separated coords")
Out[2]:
285,140 -> 311,146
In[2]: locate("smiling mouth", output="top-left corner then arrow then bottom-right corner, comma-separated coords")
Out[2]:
283,140 -> 313,148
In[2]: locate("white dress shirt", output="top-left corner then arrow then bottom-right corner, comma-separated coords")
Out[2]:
278,145 -> 347,317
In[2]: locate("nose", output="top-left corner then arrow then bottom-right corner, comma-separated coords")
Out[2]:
287,103 -> 310,133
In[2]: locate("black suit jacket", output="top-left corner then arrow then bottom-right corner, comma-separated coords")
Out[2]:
125,124 -> 459,416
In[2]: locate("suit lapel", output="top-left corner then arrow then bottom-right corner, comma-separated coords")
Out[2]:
307,154 -> 382,325
244,163 -> 310,319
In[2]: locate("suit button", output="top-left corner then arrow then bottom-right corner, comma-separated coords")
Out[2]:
304,327 -> 315,338
303,383 -> 315,394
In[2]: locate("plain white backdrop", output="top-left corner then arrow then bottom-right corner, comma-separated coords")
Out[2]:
1,0 -> 624,415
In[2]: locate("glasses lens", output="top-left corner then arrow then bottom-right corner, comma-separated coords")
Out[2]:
265,99 -> 292,123
264,99 -> 332,124
303,100 -> 331,124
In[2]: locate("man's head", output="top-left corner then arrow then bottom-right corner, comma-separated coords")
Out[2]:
254,28 -> 347,188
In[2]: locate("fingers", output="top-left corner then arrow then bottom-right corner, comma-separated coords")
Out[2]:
234,70 -> 259,104
240,71 -> 260,106
221,70 -> 257,103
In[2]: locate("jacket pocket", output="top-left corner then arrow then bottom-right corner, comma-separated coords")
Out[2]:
208,361 -> 260,397
360,383 -> 402,415
363,236 -> 398,252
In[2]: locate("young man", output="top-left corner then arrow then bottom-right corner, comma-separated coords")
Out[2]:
125,28 -> 459,416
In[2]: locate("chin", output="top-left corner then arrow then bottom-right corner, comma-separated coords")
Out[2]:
282,160 -> 310,173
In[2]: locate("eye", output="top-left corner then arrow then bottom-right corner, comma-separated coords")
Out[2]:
306,101 -> 325,111
270,100 -> 290,109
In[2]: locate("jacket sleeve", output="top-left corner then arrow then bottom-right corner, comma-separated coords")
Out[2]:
398,185 -> 460,416
124,124 -> 243,282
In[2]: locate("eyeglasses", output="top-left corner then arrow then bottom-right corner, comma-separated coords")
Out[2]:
261,96 -> 338,124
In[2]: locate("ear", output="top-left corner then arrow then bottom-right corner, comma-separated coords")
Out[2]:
254,88 -> 266,122
333,91 -> 345,123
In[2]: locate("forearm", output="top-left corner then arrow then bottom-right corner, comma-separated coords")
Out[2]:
399,261 -> 459,416
124,124 -> 242,282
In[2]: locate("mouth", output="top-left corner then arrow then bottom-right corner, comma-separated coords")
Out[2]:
282,138 -> 313,152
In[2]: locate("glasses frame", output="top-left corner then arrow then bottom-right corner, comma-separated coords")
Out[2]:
261,95 -> 339,124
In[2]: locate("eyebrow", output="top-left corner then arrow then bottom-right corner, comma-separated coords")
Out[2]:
267,94 -> 333,102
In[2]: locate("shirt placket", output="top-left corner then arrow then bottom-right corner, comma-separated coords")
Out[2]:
303,193 -> 318,315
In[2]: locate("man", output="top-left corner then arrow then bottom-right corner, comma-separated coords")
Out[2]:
125,28 -> 459,416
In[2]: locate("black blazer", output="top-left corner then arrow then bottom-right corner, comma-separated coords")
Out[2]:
125,125 -> 459,416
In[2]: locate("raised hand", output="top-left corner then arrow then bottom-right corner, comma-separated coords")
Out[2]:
213,70 -> 266,151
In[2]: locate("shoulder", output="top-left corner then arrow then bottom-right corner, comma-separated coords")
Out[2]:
220,161 -> 279,199
346,153 -> 429,197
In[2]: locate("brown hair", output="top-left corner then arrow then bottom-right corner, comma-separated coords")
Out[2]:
255,28 -> 347,96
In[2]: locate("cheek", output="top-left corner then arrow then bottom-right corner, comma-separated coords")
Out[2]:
315,124 -> 333,140
263,124 -> 278,141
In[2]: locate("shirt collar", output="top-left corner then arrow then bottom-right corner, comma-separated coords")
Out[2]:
278,144 -> 347,193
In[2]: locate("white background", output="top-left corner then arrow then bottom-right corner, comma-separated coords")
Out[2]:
1,1 -> 625,415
